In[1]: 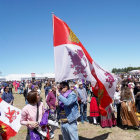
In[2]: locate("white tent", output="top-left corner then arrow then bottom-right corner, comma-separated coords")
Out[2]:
0,76 -> 6,81
129,70 -> 140,74
5,73 -> 55,81
43,73 -> 55,78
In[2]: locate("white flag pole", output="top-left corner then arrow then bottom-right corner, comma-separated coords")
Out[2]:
52,12 -> 58,102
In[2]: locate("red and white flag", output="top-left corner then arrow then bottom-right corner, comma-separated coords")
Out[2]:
53,15 -> 118,110
53,15 -> 96,83
0,98 -> 21,140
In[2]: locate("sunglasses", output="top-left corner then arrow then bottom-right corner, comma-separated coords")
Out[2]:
60,86 -> 66,90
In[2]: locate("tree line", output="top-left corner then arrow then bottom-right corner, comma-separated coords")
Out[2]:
112,67 -> 140,73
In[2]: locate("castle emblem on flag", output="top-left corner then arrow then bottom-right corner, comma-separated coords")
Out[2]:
68,49 -> 88,78
5,107 -> 20,123
68,27 -> 80,43
97,89 -> 104,104
0,125 -> 6,134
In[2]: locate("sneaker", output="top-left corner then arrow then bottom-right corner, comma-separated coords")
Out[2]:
50,131 -> 54,139
81,120 -> 84,124
84,119 -> 89,122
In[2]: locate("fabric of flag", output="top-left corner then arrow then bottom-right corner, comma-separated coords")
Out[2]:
53,15 -> 118,112
0,98 -> 21,140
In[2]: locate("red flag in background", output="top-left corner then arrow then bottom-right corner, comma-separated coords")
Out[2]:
53,14 -> 118,115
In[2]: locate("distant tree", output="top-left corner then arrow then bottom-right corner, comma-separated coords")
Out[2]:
112,66 -> 140,73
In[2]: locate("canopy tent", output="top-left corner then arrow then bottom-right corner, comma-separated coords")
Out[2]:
129,70 -> 140,75
5,73 -> 55,81
0,76 -> 6,81
43,73 -> 55,78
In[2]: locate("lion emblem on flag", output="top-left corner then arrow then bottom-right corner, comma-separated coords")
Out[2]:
104,72 -> 115,88
68,49 -> 88,78
5,107 -> 20,123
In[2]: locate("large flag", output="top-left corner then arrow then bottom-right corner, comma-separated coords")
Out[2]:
53,14 -> 118,110
53,15 -> 96,83
91,61 -> 118,108
0,98 -> 21,140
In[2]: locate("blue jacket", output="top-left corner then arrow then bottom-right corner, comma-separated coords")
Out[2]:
1,92 -> 14,103
58,91 -> 80,123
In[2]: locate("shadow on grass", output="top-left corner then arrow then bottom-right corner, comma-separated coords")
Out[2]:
77,116 -> 98,124
58,132 -> 111,140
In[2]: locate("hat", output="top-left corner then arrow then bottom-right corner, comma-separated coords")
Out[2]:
78,82 -> 83,85
69,82 -> 74,87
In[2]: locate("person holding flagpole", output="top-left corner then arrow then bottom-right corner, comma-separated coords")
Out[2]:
55,81 -> 80,140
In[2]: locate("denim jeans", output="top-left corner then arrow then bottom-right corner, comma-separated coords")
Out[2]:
26,100 -> 28,105
79,103 -> 87,121
61,120 -> 79,140
20,89 -> 23,94
18,89 -> 20,94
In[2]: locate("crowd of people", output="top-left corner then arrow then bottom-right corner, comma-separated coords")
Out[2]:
0,74 -> 140,140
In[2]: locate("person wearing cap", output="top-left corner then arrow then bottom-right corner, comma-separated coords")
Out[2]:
76,81 -> 89,124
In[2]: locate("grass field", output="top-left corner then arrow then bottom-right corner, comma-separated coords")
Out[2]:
9,85 -> 140,140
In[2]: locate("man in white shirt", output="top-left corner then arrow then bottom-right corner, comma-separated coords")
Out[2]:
114,86 -> 122,125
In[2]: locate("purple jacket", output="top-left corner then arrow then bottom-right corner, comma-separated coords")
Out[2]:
46,91 -> 56,110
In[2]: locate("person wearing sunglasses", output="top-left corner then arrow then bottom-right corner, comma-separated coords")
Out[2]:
55,82 -> 80,140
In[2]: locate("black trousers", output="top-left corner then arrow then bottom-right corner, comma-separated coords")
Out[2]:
26,128 -> 30,140
9,88 -> 12,93
116,103 -> 121,125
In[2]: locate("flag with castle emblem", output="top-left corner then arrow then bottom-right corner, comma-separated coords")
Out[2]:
0,98 -> 21,140
53,14 -> 96,83
53,14 -> 118,111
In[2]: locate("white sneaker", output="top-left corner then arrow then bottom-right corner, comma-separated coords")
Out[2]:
48,120 -> 59,128
50,131 -> 54,139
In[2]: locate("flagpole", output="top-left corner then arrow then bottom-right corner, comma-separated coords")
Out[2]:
52,12 -> 58,102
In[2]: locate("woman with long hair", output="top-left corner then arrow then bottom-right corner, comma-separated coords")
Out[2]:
120,83 -> 139,129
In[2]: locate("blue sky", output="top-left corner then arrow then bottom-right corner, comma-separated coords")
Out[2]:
0,0 -> 140,76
